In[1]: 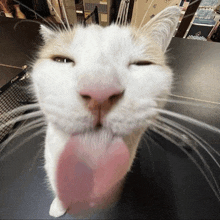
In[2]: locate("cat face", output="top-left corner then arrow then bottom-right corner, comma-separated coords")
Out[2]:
31,7 -> 180,143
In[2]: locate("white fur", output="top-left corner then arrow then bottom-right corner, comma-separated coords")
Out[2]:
31,6 -> 180,217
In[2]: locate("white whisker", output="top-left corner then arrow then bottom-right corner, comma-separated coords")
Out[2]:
155,117 -> 220,196
116,0 -> 126,25
138,0 -> 155,29
154,118 -> 220,190
152,121 -> 197,149
14,118 -> 45,136
0,119 -> 46,151
153,119 -> 220,182
157,116 -> 220,158
155,97 -> 220,108
0,103 -> 40,118
28,146 -> 44,172
132,0 -> 138,27
14,19 -> 49,31
151,124 -> 220,201
169,94 -> 220,105
142,132 -> 155,173
13,0 -> 58,31
60,0 -> 71,30
155,108 -> 220,135
122,1 -> 127,25
0,111 -> 44,131
125,0 -> 130,25
181,12 -> 197,20
178,0 -> 203,21
47,0 -> 68,31
188,0 -> 202,7
0,128 -> 45,161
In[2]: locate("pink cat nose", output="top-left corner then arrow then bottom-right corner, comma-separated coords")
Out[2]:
78,74 -> 124,115
79,87 -> 124,106
79,86 -> 124,104
79,87 -> 124,126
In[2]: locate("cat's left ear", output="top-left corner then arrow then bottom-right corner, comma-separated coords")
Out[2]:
141,6 -> 181,53
40,25 -> 56,42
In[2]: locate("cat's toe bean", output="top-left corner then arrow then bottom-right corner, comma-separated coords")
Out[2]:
49,197 -> 66,218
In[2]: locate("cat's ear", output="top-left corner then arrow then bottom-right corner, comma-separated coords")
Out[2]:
40,25 -> 56,42
141,6 -> 181,53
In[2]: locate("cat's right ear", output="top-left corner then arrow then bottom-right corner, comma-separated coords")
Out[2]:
40,25 -> 56,42
140,6 -> 181,53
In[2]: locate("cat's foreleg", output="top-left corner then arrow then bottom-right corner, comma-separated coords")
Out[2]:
49,196 -> 66,217
45,159 -> 67,217
44,124 -> 69,217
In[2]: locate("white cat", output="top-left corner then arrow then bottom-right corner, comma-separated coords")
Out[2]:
32,6 -> 180,218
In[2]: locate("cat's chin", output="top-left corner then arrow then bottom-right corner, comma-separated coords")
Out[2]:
52,120 -> 127,139
69,127 -> 124,145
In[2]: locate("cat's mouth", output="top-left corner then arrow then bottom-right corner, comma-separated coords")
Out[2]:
94,122 -> 103,130
57,128 -> 130,215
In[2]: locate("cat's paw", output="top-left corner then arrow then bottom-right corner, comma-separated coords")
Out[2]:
49,197 -> 67,218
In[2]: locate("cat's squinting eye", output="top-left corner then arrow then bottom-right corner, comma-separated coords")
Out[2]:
52,56 -> 74,64
129,61 -> 154,66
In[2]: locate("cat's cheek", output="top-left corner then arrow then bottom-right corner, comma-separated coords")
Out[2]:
45,123 -> 70,162
127,66 -> 171,99
104,98 -> 156,136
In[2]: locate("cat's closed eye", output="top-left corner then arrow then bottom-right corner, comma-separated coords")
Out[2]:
129,61 -> 155,66
52,56 -> 74,64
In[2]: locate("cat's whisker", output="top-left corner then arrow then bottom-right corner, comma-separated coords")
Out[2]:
121,0 -> 130,25
151,123 -> 220,201
168,93 -> 220,105
142,131 -> 155,173
154,97 -> 220,108
181,12 -> 198,20
60,0 -> 71,30
155,108 -> 220,135
0,118 -> 46,151
175,0 -> 203,21
121,1 -> 126,25
47,0 -> 68,31
0,128 -> 45,161
0,118 -> 26,149
0,103 -> 40,118
138,0 -> 155,29
28,146 -> 44,172
152,121 -> 198,150
132,0 -> 138,27
125,0 -> 130,25
116,0 -> 126,25
156,118 -> 220,188
153,118 -> 220,179
0,111 -> 44,132
0,122 -> 46,155
14,19 -> 52,31
157,116 -> 220,158
188,0 -> 202,7
128,134 -> 135,171
144,129 -> 163,149
13,0 -> 58,31
155,116 -> 220,197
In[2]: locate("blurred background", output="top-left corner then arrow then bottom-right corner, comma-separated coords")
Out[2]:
0,0 -> 220,42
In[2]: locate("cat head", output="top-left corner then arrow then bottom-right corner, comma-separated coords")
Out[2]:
31,6 -> 180,150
